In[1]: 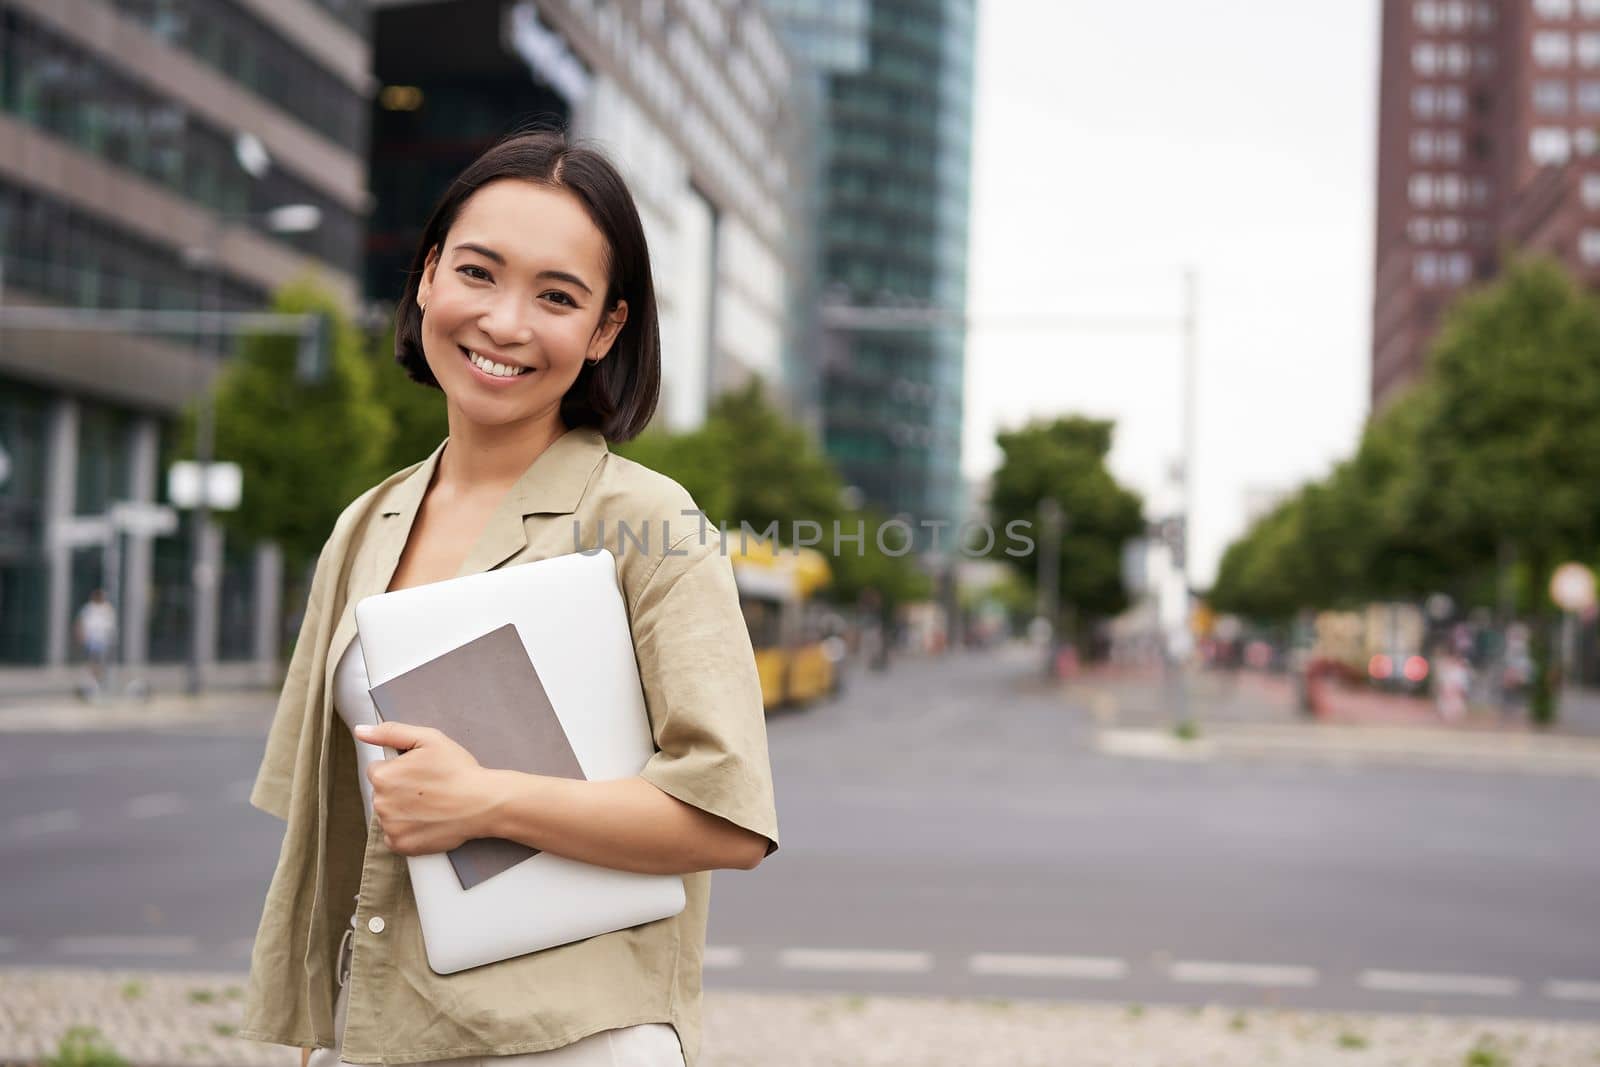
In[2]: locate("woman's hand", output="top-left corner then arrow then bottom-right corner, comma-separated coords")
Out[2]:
353,722 -> 499,856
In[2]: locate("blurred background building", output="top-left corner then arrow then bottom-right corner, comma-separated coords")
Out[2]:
1372,0 -> 1600,408
0,0 -> 372,683
367,0 -> 819,434
765,0 -> 976,538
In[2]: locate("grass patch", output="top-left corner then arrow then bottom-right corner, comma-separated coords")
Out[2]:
1126,1004 -> 1145,1020
1464,1040 -> 1510,1067
224,985 -> 244,1001
117,981 -> 143,1001
1337,1031 -> 1369,1050
842,995 -> 867,1013
1173,719 -> 1201,741
212,1022 -> 237,1038
187,988 -> 215,1004
43,1026 -> 128,1067
1229,1012 -> 1249,1032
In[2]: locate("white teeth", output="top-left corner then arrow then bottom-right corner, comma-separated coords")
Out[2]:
466,350 -> 529,378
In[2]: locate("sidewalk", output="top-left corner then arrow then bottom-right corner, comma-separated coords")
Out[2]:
1065,667 -> 1600,777
4,966 -> 1598,1067
0,688 -> 279,734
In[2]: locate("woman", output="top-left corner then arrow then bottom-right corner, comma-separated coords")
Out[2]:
237,131 -> 779,1067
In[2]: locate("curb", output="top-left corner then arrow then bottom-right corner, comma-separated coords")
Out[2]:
1095,724 -> 1600,777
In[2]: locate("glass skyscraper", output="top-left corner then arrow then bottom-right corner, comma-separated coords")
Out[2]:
766,0 -> 976,536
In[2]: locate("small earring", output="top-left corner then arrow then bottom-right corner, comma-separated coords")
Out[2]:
419,301 -> 427,315
585,357 -> 600,365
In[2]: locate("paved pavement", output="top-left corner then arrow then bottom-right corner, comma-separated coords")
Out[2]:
3,646 -> 1599,1064
4,967 -> 1599,1067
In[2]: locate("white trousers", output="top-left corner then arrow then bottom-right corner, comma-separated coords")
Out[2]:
309,917 -> 685,1067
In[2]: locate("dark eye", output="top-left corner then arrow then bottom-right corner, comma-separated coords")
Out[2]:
543,291 -> 577,307
457,265 -> 491,281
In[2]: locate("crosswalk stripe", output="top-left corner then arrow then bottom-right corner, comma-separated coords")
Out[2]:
9,809 -> 81,837
703,946 -> 744,969
969,953 -> 1127,980
779,948 -> 933,974
1545,980 -> 1600,1002
125,793 -> 184,819
54,936 -> 198,956
1359,970 -> 1519,997
1171,961 -> 1319,988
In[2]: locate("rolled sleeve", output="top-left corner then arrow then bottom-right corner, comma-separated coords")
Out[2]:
632,531 -> 779,857
250,539 -> 332,821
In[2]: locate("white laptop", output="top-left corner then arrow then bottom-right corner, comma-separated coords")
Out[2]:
353,548 -> 686,975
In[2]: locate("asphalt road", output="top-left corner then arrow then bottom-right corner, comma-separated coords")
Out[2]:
2,647 -> 1597,1023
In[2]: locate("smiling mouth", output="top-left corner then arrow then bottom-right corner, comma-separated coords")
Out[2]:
460,346 -> 532,378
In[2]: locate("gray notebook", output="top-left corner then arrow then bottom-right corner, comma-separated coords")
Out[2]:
366,622 -> 587,890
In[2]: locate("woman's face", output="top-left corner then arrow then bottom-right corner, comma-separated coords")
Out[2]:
416,179 -> 627,432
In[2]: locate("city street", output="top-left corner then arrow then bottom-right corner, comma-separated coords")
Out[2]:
2,646 -> 1598,1026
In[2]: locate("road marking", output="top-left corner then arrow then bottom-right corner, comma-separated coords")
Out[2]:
969,953 -> 1127,980
9,809 -> 82,837
703,946 -> 744,969
55,936 -> 198,957
1171,961 -> 1319,988
779,948 -> 934,974
1359,970 -> 1520,997
1545,980 -> 1600,1002
125,793 -> 183,819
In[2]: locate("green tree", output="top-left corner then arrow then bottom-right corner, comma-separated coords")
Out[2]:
367,325 -> 450,472
1400,257 -> 1600,723
614,379 -> 926,606
985,416 -> 1146,643
203,278 -> 392,572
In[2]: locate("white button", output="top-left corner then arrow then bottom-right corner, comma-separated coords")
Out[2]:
367,916 -> 386,934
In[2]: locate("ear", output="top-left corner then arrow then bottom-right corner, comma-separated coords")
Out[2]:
418,245 -> 440,310
586,299 -> 629,363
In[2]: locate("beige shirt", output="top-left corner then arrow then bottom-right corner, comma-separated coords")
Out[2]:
238,427 -> 779,1067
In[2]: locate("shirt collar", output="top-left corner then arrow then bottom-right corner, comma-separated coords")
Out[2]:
377,425 -> 610,521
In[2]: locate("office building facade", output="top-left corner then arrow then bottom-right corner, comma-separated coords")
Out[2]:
367,0 -> 817,434
0,0 -> 371,685
1373,0 -> 1600,408
765,0 -> 976,536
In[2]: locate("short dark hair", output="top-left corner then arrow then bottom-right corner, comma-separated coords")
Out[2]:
394,130 -> 660,442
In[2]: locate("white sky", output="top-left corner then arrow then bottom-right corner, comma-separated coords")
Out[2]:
962,1 -> 1380,586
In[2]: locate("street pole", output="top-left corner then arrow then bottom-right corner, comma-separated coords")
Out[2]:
1036,496 -> 1062,677
1169,267 -> 1197,726
186,233 -> 221,696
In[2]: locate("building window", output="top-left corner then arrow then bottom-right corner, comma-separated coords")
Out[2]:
1409,173 -> 1435,207
1414,252 -> 1440,285
1580,32 -> 1600,66
1413,43 -> 1439,76
1444,253 -> 1473,284
1578,128 -> 1600,155
1534,31 -> 1573,67
1530,126 -> 1573,163
1580,81 -> 1600,112
1536,0 -> 1574,16
1581,228 -> 1600,262
1414,0 -> 1440,29
1534,79 -> 1571,113
1474,1 -> 1498,27
1469,176 -> 1491,204
1582,173 -> 1600,206
1583,0 -> 1600,17
1437,217 -> 1466,243
1473,46 -> 1497,73
1407,217 -> 1432,244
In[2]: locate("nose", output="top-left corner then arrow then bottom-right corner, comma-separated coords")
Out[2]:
477,290 -> 535,348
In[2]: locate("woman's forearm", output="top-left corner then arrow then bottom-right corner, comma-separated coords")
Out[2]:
477,770 -> 767,875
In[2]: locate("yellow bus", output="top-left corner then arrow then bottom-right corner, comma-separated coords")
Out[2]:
727,538 -> 838,711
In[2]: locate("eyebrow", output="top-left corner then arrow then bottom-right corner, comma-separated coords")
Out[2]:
451,242 -> 594,295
